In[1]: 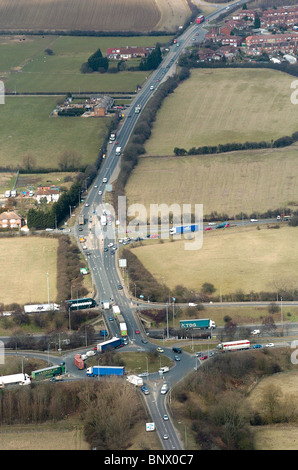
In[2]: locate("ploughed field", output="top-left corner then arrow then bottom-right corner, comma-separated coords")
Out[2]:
0,0 -> 191,32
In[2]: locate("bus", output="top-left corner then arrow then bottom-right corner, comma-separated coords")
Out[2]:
66,297 -> 96,310
196,15 -> 205,24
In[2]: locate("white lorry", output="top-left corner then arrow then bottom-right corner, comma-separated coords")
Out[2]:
127,375 -> 143,386
103,300 -> 110,310
101,215 -> 107,226
115,146 -> 122,156
0,373 -> 31,387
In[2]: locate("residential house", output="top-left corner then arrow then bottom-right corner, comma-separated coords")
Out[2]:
232,10 -> 256,22
245,32 -> 298,54
260,6 -> 298,28
93,95 -> 114,116
106,46 -> 154,60
0,210 -> 23,229
36,188 -> 60,204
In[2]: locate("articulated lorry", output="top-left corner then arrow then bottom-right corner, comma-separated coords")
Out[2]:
0,373 -> 31,387
170,224 -> 199,235
179,318 -> 216,329
96,337 -> 122,353
86,366 -> 124,377
216,340 -> 250,352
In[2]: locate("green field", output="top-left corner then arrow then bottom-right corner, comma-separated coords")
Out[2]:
125,143 -> 298,217
0,236 -> 58,305
144,68 -> 298,155
0,35 -> 171,93
0,96 -> 109,168
130,224 -> 298,295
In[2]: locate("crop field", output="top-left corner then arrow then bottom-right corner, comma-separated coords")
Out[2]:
0,96 -> 109,169
0,35 -> 172,93
0,236 -> 58,305
144,69 -> 298,155
125,143 -> 298,217
0,0 -> 190,33
130,224 -> 298,295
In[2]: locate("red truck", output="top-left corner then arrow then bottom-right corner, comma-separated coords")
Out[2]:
196,15 -> 205,24
74,354 -> 85,370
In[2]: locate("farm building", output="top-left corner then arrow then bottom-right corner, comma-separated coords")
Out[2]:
0,210 -> 24,229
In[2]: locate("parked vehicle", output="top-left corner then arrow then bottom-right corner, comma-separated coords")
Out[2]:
216,340 -> 250,352
179,318 -> 216,330
170,224 -> 199,235
127,375 -> 143,386
86,366 -> 124,377
110,132 -> 116,141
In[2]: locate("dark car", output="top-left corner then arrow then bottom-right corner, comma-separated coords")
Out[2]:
172,347 -> 182,354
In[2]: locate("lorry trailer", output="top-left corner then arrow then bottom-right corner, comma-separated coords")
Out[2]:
24,303 -> 59,313
216,340 -> 250,352
31,363 -> 66,380
86,366 -> 124,377
127,375 -> 143,386
74,354 -> 85,369
112,305 -> 121,317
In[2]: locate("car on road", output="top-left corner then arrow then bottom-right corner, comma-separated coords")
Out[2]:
108,317 -> 114,321
174,356 -> 181,361
79,227 -> 83,231
141,385 -> 149,395
98,190 -> 102,195
108,243 -> 113,247
104,247 -> 108,252
163,434 -> 169,440
117,284 -> 123,290
172,347 -> 182,354
85,203 -> 89,207
103,178 -> 107,183
160,383 -> 169,395
150,85 -> 154,90
265,343 -> 274,348
253,344 -> 262,349
135,329 -> 140,334
200,355 -> 208,360
195,352 -> 202,357
163,414 -> 169,421
141,339 -> 148,344
156,347 -> 164,353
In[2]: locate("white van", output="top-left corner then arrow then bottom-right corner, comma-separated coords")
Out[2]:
160,383 -> 169,395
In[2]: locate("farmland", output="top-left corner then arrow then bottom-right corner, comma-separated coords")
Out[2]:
0,96 -> 109,169
0,236 -> 58,305
130,224 -> 298,295
1,35 -> 171,93
125,143 -> 298,218
0,0 -> 191,33
144,69 -> 298,155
